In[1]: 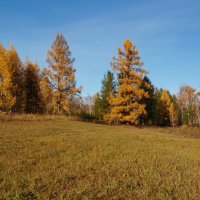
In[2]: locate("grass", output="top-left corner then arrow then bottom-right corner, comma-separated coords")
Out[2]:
1,118 -> 200,199
0,113 -> 65,122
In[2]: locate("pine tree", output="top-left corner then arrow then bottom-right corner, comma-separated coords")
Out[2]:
93,93 -> 104,120
24,60 -> 42,114
94,71 -> 116,120
101,71 -> 117,113
140,76 -> 156,125
46,33 -> 81,114
108,39 -> 149,125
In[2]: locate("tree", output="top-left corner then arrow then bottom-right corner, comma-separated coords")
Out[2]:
84,94 -> 95,115
170,94 -> 181,126
40,68 -> 54,114
0,45 -> 24,113
158,90 -> 171,126
177,85 -> 200,126
168,102 -> 178,127
107,39 -> 150,125
6,46 -> 23,112
94,71 -> 117,120
153,88 -> 162,125
93,93 -> 104,120
139,76 -> 156,125
157,90 -> 178,127
0,44 -> 16,112
101,71 -> 117,112
46,33 -> 81,114
70,95 -> 83,115
24,60 -> 42,114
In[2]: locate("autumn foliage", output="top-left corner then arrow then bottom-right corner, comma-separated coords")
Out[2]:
46,33 -> 81,114
0,45 -> 23,112
0,34 -> 81,115
107,39 -> 150,125
0,35 -> 199,127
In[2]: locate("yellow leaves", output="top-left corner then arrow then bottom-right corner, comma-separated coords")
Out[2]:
118,84 -> 134,94
0,44 -> 6,72
46,33 -> 82,114
129,105 -> 146,124
168,102 -> 175,113
160,90 -> 171,107
0,44 -> 20,112
117,48 -> 124,55
124,39 -> 133,52
108,39 -> 148,125
133,59 -> 140,66
159,90 -> 178,127
60,98 -> 70,113
40,69 -> 55,114
168,102 -> 178,127
144,81 -> 151,90
0,92 -> 16,110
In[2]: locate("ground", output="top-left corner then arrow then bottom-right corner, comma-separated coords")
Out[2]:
1,118 -> 200,199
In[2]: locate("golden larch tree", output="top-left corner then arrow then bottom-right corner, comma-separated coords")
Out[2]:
46,33 -> 81,114
158,90 -> 178,126
0,44 -> 16,112
0,44 -> 6,111
168,102 -> 178,127
40,68 -> 54,114
6,46 -> 23,112
107,39 -> 150,125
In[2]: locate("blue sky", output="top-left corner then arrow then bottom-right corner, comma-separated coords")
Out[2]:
0,0 -> 200,95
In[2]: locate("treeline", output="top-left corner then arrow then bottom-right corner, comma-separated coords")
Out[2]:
0,33 -> 81,114
93,40 -> 200,127
0,34 -> 200,127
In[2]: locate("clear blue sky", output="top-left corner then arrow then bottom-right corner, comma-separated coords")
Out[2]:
0,0 -> 200,95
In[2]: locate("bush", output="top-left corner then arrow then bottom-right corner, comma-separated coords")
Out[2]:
77,112 -> 96,122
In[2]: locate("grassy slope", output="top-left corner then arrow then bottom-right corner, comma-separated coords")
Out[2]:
1,119 -> 200,199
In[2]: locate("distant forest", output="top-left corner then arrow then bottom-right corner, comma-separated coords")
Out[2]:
0,33 -> 199,127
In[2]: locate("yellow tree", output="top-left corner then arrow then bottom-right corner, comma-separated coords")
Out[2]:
158,90 -> 178,126
0,44 -> 16,112
0,44 -> 6,111
107,39 -> 149,125
168,102 -> 178,127
158,90 -> 171,126
40,68 -> 54,114
6,46 -> 23,112
46,33 -> 81,114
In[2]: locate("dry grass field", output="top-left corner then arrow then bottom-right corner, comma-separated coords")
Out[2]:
1,117 -> 200,199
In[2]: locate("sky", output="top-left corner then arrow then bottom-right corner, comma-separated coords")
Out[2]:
0,0 -> 200,95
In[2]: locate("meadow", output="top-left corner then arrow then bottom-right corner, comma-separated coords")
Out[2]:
1,117 -> 200,199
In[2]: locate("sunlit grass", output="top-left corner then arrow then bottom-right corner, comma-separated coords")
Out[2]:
1,118 -> 200,199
